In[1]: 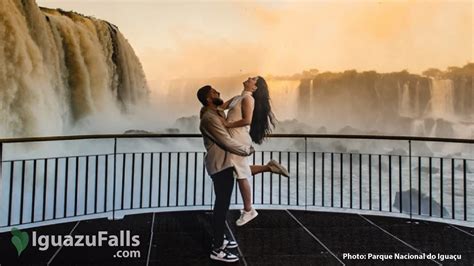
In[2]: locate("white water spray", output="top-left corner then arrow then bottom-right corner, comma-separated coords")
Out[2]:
0,0 -> 149,137
424,79 -> 455,120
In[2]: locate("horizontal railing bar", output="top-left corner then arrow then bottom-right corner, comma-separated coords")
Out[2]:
1,151 -> 207,163
0,134 -> 202,143
1,151 -> 469,163
2,203 -> 470,228
1,133 -> 473,144
265,151 -> 474,161
1,153 -> 115,163
2,203 -> 218,228
2,151 -> 472,164
117,151 -> 205,155
414,155 -> 474,161
1,205 -> 471,233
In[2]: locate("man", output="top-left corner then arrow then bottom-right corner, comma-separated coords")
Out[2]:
197,85 -> 254,263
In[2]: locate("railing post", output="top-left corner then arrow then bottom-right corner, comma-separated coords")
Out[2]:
408,140 -> 413,221
0,142 -> 2,182
112,138 -> 117,220
304,137 -> 308,211
0,142 -> 2,222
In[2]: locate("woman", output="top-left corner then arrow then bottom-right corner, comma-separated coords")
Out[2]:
220,76 -> 289,226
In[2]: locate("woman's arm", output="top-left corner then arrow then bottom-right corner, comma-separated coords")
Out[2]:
224,95 -> 254,128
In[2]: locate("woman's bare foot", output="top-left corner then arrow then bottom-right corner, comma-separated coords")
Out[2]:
267,159 -> 290,177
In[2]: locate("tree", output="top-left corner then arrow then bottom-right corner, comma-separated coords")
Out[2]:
422,68 -> 442,78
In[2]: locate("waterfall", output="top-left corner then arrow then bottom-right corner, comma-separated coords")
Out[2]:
399,82 -> 411,117
154,77 -> 301,122
0,0 -> 149,137
267,79 -> 300,121
309,79 -> 314,115
414,81 -> 421,117
424,79 -> 455,120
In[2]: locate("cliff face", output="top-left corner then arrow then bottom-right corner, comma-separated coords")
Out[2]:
148,66 -> 472,138
299,71 -> 428,121
297,65 -> 473,137
0,0 -> 149,137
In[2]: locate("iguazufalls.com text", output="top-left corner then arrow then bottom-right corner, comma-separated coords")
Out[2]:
32,230 -> 140,251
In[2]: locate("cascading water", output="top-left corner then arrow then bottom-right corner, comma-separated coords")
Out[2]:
414,81 -> 421,117
268,79 -> 300,121
151,70 -> 471,138
308,79 -> 314,114
0,1 -> 151,232
399,82 -> 411,117
0,0 -> 149,137
424,79 -> 455,120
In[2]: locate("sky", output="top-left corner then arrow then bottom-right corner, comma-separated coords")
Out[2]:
37,0 -> 473,81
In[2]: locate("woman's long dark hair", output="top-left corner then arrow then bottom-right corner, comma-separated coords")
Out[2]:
250,76 -> 276,144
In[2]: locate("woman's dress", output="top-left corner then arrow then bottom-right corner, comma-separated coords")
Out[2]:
226,91 -> 253,179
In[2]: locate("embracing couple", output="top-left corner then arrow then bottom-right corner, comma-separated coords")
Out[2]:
197,76 -> 290,262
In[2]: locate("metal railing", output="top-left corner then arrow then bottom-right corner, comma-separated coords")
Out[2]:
0,134 -> 473,232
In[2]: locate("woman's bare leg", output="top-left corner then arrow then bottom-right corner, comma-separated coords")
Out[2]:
237,165 -> 273,211
237,178 -> 252,211
250,165 -> 270,175
237,163 -> 289,212
251,161 -> 290,178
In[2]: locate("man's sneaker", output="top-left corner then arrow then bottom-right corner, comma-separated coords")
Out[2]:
210,248 -> 239,262
267,159 -> 290,177
236,208 -> 258,226
223,238 -> 238,249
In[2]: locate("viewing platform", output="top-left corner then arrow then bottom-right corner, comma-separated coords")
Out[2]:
0,134 -> 472,265
0,210 -> 472,265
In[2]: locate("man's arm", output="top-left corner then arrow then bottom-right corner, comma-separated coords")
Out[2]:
220,96 -> 237,110
202,116 -> 253,156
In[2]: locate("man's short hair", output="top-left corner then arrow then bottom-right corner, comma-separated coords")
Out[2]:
197,85 -> 212,106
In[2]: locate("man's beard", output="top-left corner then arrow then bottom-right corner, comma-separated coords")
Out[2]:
212,98 -> 224,106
